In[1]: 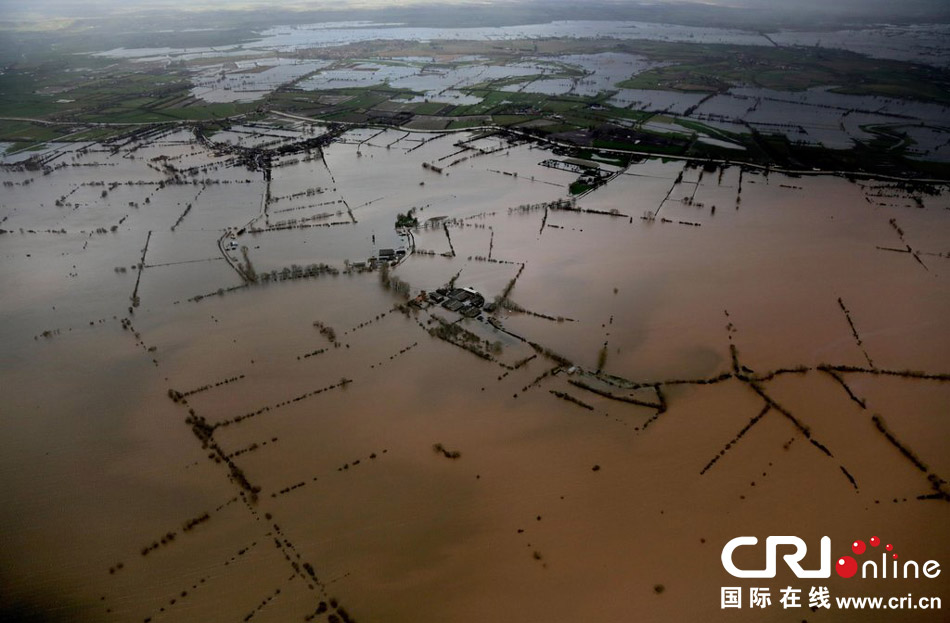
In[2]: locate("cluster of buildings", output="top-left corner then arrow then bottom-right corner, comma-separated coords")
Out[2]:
377,247 -> 407,263
415,287 -> 486,318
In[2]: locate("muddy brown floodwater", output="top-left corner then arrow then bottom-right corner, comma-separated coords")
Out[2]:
0,120 -> 948,623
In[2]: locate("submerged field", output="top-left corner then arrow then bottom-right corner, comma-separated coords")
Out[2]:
1,119 -> 948,622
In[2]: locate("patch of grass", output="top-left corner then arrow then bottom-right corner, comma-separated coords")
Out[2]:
0,120 -> 65,142
491,114 -> 532,126
410,101 -> 448,115
447,117 -> 489,129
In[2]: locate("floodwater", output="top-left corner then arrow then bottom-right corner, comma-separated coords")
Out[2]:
92,21 -> 950,67
85,19 -> 950,160
191,59 -> 332,103
500,53 -> 662,97
686,86 -> 950,154
1,120 -> 948,622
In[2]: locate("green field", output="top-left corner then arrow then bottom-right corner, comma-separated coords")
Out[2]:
616,41 -> 950,104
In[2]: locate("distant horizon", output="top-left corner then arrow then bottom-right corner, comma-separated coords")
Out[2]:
2,0 -> 950,28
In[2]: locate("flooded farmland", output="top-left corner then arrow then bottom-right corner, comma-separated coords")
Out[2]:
1,116 -> 948,623
92,38 -> 950,162
94,21 -> 950,68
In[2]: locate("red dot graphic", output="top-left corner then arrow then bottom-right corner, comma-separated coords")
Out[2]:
886,543 -> 893,551
836,556 -> 858,578
870,536 -> 880,547
852,540 -> 866,555
893,553 -> 899,560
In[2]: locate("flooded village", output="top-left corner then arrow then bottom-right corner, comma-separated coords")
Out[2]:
1,5 -> 949,623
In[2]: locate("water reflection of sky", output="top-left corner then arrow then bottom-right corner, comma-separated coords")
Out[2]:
190,58 -> 331,102
84,19 -> 950,159
94,20 -> 950,68
253,20 -> 774,51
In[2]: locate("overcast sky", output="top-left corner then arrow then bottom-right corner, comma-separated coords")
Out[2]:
0,0 -> 943,10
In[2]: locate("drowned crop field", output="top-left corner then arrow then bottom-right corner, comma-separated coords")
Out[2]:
1,115 -> 948,622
